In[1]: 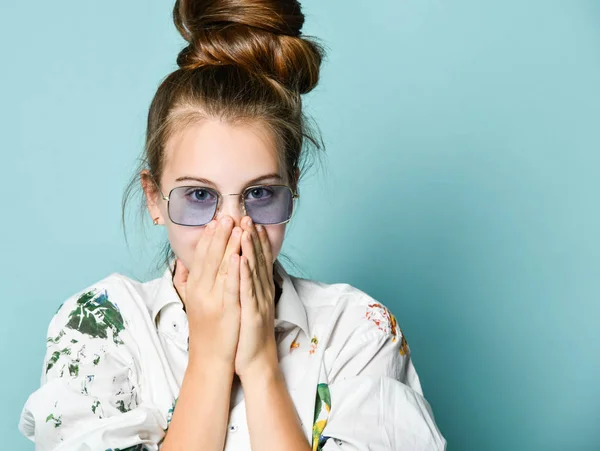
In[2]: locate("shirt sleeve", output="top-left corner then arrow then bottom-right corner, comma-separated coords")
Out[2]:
313,300 -> 447,451
18,280 -> 167,451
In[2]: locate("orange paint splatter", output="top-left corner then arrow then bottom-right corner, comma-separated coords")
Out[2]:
290,340 -> 300,354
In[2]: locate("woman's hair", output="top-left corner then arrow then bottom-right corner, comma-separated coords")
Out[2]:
122,0 -> 327,277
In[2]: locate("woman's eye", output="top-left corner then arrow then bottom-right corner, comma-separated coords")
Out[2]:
246,187 -> 273,200
185,188 -> 215,202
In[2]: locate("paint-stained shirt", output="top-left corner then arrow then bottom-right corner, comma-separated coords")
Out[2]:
19,259 -> 447,451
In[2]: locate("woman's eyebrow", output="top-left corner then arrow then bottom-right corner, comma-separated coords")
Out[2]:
174,173 -> 283,187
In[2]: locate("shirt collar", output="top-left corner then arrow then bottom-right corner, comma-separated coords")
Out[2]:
150,258 -> 310,339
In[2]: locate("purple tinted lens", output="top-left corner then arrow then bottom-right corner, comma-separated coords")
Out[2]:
244,185 -> 293,224
168,186 -> 217,226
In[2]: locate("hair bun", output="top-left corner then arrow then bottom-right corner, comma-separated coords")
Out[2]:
173,0 -> 324,94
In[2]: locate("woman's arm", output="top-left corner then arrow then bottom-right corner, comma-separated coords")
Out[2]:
308,299 -> 447,451
241,358 -> 311,451
18,281 -> 167,451
226,217 -> 312,451
161,356 -> 234,451
162,219 -> 244,450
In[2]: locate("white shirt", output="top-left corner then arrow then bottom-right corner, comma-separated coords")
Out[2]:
19,259 -> 447,451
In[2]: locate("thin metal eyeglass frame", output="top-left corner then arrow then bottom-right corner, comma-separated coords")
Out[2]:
149,173 -> 300,227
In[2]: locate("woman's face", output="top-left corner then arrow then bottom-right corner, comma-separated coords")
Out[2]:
143,118 -> 296,273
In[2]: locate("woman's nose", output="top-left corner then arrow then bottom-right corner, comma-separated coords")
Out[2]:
214,194 -> 246,229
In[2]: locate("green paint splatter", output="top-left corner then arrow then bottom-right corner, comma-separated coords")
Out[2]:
46,351 -> 61,373
312,383 -> 332,451
45,345 -> 76,374
313,383 -> 331,423
68,363 -> 79,377
45,413 -> 62,428
65,289 -> 125,345
116,400 -> 130,413
70,338 -> 78,343
93,354 -> 100,365
92,400 -> 101,414
47,329 -> 65,344
166,397 -> 178,427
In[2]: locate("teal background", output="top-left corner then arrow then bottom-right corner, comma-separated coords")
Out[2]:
1,0 -> 599,450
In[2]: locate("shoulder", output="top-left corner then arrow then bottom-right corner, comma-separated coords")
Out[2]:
47,271 -> 163,349
51,271 -> 161,325
291,275 -> 407,347
41,271 -> 166,387
292,276 -> 419,388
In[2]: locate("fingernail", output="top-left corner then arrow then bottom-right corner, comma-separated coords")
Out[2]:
247,217 -> 253,227
256,224 -> 263,232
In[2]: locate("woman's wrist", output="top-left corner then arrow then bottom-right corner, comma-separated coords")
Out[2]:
186,349 -> 235,375
162,351 -> 235,451
238,352 -> 280,387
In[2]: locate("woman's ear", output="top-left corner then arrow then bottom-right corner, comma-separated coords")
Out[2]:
140,169 -> 164,225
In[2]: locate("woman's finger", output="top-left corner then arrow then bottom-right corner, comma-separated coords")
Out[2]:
248,220 -> 268,294
213,226 -> 242,297
241,228 -> 264,301
223,253 -> 241,309
240,255 -> 258,312
255,224 -> 274,295
189,219 -> 217,286
203,218 -> 234,287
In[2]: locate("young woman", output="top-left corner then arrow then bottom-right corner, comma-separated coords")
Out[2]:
19,1 -> 447,450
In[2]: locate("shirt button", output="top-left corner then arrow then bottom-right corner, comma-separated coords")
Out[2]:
229,424 -> 239,433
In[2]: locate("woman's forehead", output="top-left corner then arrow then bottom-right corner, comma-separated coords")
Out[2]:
163,119 -> 281,186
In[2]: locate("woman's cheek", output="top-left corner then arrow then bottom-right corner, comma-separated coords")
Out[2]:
265,223 -> 286,261
166,224 -> 204,270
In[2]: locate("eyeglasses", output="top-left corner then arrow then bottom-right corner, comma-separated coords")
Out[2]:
150,174 -> 299,227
